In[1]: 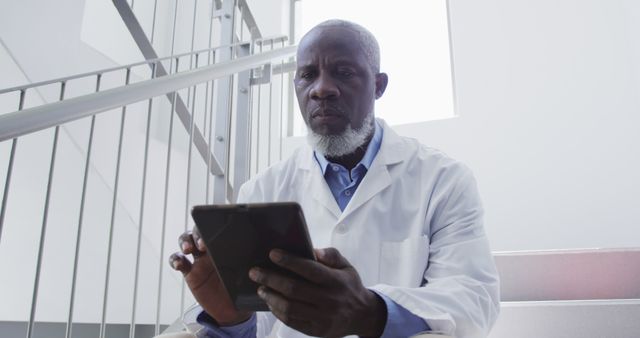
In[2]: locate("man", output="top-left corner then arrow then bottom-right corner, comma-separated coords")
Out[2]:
170,20 -> 500,338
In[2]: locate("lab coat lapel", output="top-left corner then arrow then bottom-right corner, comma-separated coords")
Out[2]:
340,120 -> 406,220
298,146 -> 342,219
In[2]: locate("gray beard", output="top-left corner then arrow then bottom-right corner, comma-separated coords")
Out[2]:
306,114 -> 375,158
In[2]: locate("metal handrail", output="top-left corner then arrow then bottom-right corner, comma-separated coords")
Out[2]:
0,36 -> 288,96
0,44 -> 296,143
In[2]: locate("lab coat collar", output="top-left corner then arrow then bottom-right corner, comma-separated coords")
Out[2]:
299,118 -> 407,219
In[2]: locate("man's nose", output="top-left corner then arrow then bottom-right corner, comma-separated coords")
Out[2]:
309,73 -> 339,100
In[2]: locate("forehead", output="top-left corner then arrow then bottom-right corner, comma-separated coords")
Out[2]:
296,27 -> 368,66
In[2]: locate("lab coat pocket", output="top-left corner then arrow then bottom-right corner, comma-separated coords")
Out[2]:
379,235 -> 430,287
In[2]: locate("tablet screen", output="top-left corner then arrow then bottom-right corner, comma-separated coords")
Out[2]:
191,202 -> 315,311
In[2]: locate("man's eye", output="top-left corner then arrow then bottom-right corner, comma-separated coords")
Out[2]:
338,70 -> 354,78
299,72 -> 315,79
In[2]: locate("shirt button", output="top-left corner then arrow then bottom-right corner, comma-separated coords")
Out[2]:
344,190 -> 352,196
335,223 -> 348,234
332,165 -> 340,172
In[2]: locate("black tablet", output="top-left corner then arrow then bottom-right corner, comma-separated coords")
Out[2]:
191,202 -> 316,311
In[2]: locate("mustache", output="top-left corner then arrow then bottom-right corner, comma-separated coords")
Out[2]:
309,104 -> 347,117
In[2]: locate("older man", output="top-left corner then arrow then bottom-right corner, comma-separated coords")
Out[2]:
170,20 -> 499,338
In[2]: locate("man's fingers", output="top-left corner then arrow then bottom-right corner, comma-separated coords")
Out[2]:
192,227 -> 207,252
269,249 -> 334,284
257,286 -> 317,323
178,230 -> 205,257
314,247 -> 351,269
249,268 -> 322,304
169,253 -> 192,275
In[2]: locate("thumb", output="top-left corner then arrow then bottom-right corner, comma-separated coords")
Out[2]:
315,247 -> 351,269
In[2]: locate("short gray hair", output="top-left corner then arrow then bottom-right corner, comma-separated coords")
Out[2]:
309,19 -> 381,74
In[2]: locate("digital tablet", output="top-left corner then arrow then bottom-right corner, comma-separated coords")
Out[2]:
191,202 -> 316,311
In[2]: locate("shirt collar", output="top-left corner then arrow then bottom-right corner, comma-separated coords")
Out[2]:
314,119 -> 384,174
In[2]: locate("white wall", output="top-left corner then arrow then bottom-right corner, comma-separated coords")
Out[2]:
284,0 -> 640,252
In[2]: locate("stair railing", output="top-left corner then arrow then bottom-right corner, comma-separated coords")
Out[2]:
0,1 -> 296,336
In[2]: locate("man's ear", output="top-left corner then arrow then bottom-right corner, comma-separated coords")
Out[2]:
374,73 -> 389,99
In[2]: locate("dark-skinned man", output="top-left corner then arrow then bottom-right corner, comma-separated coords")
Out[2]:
170,19 -> 500,338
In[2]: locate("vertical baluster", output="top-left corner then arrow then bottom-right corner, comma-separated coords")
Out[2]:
26,81 -> 65,338
129,62 -> 157,338
204,0 -> 216,204
150,0 -> 159,45
246,41 -> 255,180
255,42 -> 263,174
156,5 -> 179,330
239,2 -> 244,41
279,40 -> 286,161
186,0 -> 198,109
267,40 -> 274,166
205,52 -> 216,204
181,52 -> 199,314
65,75 -> 101,338
100,68 -> 131,338
156,57 -> 180,335
0,89 -> 24,245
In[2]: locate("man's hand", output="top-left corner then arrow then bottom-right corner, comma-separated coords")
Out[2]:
169,229 -> 252,326
249,247 -> 387,337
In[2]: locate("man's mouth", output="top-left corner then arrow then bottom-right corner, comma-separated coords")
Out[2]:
310,106 -> 345,119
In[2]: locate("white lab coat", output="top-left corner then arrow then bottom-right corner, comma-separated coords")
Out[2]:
234,119 -> 500,338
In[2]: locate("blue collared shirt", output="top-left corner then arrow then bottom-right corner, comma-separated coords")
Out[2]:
199,120 -> 429,337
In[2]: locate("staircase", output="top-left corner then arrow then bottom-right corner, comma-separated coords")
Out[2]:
0,0 -> 295,337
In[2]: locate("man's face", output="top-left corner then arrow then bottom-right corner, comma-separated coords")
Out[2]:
294,27 -> 381,136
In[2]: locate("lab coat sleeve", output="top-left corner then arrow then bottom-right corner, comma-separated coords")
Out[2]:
371,164 -> 500,338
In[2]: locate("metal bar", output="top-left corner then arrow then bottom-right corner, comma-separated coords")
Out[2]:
205,53 -> 216,204
156,59 -> 179,336
204,0 -> 216,202
181,53 -> 199,314
99,68 -> 131,338
287,0 -> 296,138
231,44 -> 252,202
0,89 -> 24,245
0,37 -> 288,95
150,0 -> 159,44
186,0 -> 198,110
212,0 -> 237,203
255,35 -> 288,46
239,3 -> 244,41
255,43 -> 263,174
279,40 -> 285,161
0,45 -> 297,146
65,75 -> 101,338
445,0 -> 460,117
26,82 -> 65,338
129,63 -> 156,338
267,41 -> 274,166
237,0 -> 262,40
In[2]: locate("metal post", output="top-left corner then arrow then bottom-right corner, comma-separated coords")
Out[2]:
129,62 -> 156,338
181,52 -> 199,314
156,58 -> 179,335
279,40 -> 286,161
187,0 -> 198,109
205,52 -> 216,204
232,43 -> 252,202
26,82 -> 65,338
150,0 -> 159,44
0,89 -> 24,245
267,40 -> 274,166
255,43 -> 263,174
212,0 -> 237,203
100,68 -> 131,338
65,75 -> 101,338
